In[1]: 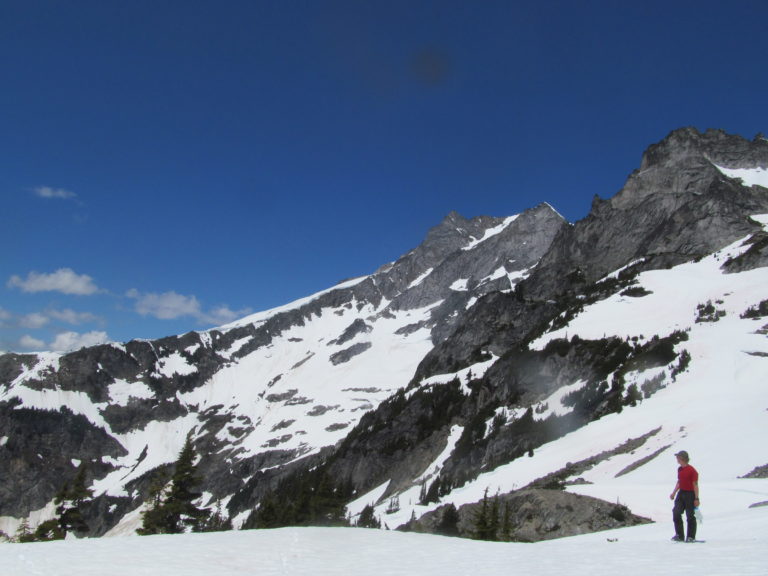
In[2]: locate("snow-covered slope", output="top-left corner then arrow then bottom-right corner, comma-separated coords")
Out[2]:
1,513 -> 767,576
0,204 -> 565,536
346,217 -> 768,532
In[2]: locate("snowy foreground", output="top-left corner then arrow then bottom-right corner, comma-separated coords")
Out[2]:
2,505 -> 767,576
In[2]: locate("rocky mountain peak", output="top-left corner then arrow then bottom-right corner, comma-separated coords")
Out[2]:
639,127 -> 768,172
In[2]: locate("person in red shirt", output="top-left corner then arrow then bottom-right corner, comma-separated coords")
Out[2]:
669,450 -> 700,541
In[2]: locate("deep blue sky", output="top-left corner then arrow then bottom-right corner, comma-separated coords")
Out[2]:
2,0 -> 767,351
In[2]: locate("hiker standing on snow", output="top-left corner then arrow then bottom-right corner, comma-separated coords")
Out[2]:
670,450 -> 700,542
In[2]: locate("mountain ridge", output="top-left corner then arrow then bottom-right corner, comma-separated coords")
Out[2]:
2,127 -> 767,541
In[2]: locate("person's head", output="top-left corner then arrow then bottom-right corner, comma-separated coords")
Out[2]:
675,450 -> 690,465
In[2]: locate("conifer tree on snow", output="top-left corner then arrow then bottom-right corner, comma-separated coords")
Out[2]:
163,436 -> 209,533
472,488 -> 493,540
138,436 -> 212,535
355,504 -> 381,529
55,464 -> 94,537
14,518 -> 36,543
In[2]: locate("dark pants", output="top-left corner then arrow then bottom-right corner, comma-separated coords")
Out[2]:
673,490 -> 697,540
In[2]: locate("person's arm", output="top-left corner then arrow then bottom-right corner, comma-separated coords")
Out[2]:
670,480 -> 680,500
693,481 -> 699,506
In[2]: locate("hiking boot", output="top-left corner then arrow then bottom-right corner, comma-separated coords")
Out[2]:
686,537 -> 696,543
671,535 -> 684,542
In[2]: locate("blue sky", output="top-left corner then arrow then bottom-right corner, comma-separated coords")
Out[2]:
2,0 -> 767,352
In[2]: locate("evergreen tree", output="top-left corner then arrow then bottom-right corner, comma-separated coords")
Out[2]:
199,500 -> 233,532
473,488 -> 493,540
138,436 -> 210,535
55,464 -> 93,536
435,503 -> 460,537
487,492 -> 500,540
385,495 -> 400,514
163,437 -> 209,533
356,504 -> 381,529
424,476 -> 441,504
624,383 -> 642,407
137,469 -> 171,535
33,519 -> 64,541
438,475 -> 453,498
14,518 -> 36,543
418,479 -> 428,505
500,501 -> 513,541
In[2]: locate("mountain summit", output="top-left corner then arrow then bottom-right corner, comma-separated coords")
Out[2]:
2,128 -> 767,541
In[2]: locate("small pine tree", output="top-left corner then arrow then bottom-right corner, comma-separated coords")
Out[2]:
439,475 -> 452,497
436,503 -> 460,537
356,504 -> 381,529
500,501 -> 513,541
424,476 -> 441,504
137,469 -> 171,535
418,480 -> 428,505
473,488 -> 492,540
488,492 -> 500,540
624,383 -> 641,407
14,518 -> 36,543
199,500 -> 233,532
34,519 -> 64,541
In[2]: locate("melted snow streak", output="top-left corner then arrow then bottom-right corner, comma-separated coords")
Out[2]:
1,518 -> 767,576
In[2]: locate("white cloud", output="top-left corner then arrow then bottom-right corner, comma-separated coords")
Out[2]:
129,290 -> 202,320
203,305 -> 252,325
127,290 -> 251,325
49,331 -> 109,352
48,308 -> 100,325
20,313 -> 50,329
8,268 -> 100,295
34,186 -> 77,200
19,335 -> 46,350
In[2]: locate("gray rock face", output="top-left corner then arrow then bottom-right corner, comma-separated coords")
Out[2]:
389,203 -> 566,313
528,128 -> 768,300
0,399 -> 125,517
415,128 -> 768,382
408,488 -> 650,541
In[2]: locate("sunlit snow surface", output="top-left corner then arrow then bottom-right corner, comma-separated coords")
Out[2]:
715,164 -> 768,189
1,516 -> 767,576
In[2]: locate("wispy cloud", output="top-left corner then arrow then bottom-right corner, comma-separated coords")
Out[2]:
8,268 -> 100,295
127,289 -> 202,320
33,186 -> 77,200
17,330 -> 109,352
49,331 -> 109,352
126,289 -> 251,325
0,308 -> 101,329
19,334 -> 46,350
20,312 -> 50,329
48,308 -> 101,325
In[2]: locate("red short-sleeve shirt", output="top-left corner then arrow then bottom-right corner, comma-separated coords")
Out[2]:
678,465 -> 699,491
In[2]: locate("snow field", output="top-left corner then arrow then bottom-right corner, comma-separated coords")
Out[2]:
1,515 -> 767,576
